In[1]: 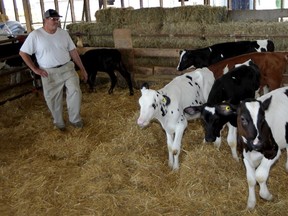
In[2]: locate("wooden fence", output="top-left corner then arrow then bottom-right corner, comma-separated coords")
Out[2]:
75,30 -> 288,87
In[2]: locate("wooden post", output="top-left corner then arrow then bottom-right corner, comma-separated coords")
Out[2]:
227,0 -> 232,10
54,0 -> 59,12
120,0 -> 125,8
22,0 -> 33,32
140,0 -> 143,8
113,29 -> 135,88
39,0 -> 45,19
160,0 -> 163,7
82,0 -> 91,22
12,0 -> 19,21
103,0 -> 107,9
0,0 -> 5,15
113,29 -> 133,49
69,0 -> 76,22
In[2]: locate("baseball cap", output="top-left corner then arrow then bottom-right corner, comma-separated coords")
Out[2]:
44,9 -> 62,18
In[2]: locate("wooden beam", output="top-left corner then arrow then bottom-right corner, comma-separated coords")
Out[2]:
120,0 -> 124,8
22,0 -> 33,32
0,0 -> 5,15
227,0 -> 232,10
103,0 -> 107,9
39,0 -> 45,19
12,0 -> 19,21
69,0 -> 76,22
134,48 -> 180,58
82,0 -> 91,22
54,0 -> 59,12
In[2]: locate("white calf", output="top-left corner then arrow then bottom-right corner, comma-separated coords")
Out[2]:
137,68 -> 215,170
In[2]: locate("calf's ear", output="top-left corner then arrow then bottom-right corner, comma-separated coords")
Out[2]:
262,96 -> 272,111
162,95 -> 171,106
141,82 -> 149,90
184,105 -> 202,116
216,103 -> 237,116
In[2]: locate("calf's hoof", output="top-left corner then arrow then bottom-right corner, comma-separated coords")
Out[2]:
89,88 -> 96,93
108,88 -> 113,94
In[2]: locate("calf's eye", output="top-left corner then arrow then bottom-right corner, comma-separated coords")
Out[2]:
241,116 -> 248,126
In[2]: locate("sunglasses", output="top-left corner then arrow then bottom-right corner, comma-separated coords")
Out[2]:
48,17 -> 60,21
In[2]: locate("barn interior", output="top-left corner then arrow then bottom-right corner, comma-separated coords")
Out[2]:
1,0 -> 288,215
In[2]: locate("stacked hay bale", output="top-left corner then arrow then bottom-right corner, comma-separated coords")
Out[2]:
66,5 -> 288,71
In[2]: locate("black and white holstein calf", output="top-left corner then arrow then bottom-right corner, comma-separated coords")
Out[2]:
177,39 -> 274,71
137,68 -> 215,170
184,60 -> 261,161
79,49 -> 134,95
215,87 -> 288,209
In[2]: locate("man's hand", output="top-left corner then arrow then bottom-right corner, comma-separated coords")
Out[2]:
34,68 -> 48,77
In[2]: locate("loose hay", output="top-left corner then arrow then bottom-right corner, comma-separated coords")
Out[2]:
0,81 -> 288,215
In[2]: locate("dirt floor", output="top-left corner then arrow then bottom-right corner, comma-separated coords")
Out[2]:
0,80 -> 288,216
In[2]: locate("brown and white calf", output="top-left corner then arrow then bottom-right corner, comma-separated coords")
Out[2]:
215,87 -> 288,209
208,52 -> 288,94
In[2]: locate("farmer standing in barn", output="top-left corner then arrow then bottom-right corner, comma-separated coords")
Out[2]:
19,9 -> 88,131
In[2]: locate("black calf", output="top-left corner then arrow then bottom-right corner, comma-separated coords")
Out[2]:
79,49 -> 134,95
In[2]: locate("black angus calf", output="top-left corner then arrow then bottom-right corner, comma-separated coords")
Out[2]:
79,49 -> 134,95
177,39 -> 274,71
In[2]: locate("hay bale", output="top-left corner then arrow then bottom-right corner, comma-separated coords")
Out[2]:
165,5 -> 227,24
205,21 -> 288,50
95,7 -> 133,25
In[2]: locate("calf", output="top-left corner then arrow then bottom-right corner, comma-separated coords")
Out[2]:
137,68 -> 215,170
214,87 -> 288,209
0,38 -> 27,85
79,49 -> 134,95
208,52 -> 288,94
177,39 -> 274,71
184,60 -> 261,161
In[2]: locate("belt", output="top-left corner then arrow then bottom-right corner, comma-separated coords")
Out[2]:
52,61 -> 70,68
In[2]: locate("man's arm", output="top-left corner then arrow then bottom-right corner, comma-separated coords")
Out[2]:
19,51 -> 48,77
69,48 -> 88,82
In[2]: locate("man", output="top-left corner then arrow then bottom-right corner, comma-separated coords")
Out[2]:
19,9 -> 88,131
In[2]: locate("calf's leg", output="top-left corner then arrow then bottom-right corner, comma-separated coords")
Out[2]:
227,123 -> 239,161
118,62 -> 134,95
256,150 -> 281,201
243,155 -> 257,210
107,71 -> 117,94
171,119 -> 187,170
166,132 -> 174,169
87,70 -> 97,92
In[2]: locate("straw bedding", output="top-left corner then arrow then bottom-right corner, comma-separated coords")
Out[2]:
0,80 -> 288,215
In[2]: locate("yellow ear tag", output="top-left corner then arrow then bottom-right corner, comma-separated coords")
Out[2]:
162,98 -> 166,103
225,106 -> 230,111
